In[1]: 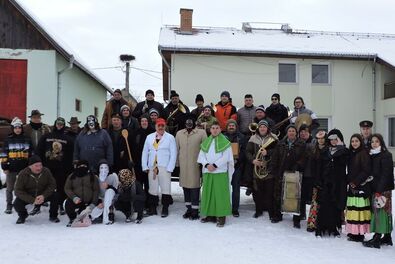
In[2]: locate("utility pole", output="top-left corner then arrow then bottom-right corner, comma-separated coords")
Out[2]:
119,54 -> 135,94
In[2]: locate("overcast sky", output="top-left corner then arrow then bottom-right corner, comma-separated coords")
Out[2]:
20,0 -> 395,101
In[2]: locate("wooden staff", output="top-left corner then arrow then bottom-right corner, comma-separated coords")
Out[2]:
121,129 -> 133,162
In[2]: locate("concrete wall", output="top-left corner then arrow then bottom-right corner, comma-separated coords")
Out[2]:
0,48 -> 108,125
170,54 -> 378,142
56,54 -> 107,125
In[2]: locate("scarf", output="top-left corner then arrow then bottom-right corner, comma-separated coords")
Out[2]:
369,146 -> 381,155
200,133 -> 231,153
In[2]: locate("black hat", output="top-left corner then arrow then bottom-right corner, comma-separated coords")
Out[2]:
195,94 -> 204,103
113,89 -> 122,95
68,117 -> 81,125
76,160 -> 89,168
220,91 -> 230,98
298,124 -> 310,133
98,159 -> 109,167
28,155 -> 42,166
145,89 -> 155,96
327,128 -> 344,142
359,120 -> 373,128
170,90 -> 179,98
272,93 -> 280,101
28,110 -> 44,118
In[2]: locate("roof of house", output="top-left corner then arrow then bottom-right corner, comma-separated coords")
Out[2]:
10,0 -> 113,94
158,24 -> 395,69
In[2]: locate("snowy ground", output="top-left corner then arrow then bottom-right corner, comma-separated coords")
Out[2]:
0,182 -> 394,264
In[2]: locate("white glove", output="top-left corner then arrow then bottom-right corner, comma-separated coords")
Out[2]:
290,117 -> 297,123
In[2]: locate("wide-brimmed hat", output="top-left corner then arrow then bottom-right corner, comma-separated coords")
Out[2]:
68,117 -> 81,125
28,110 -> 44,118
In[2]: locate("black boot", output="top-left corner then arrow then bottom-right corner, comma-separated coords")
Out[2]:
380,234 -> 393,246
161,194 -> 173,218
4,204 -> 12,214
363,233 -> 381,248
347,234 -> 364,242
135,212 -> 143,224
147,194 -> 159,216
183,205 -> 192,219
16,216 -> 26,224
29,205 -> 41,216
190,209 -> 199,220
293,215 -> 301,229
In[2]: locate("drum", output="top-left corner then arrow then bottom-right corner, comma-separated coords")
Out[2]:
281,171 -> 302,215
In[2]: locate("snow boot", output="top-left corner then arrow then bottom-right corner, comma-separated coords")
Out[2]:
363,233 -> 381,249
16,216 -> 26,224
189,209 -> 199,220
161,194 -> 173,218
135,212 -> 143,224
216,217 -> 226,227
183,205 -> 192,219
147,194 -> 159,216
380,234 -> 393,246
4,204 -> 12,214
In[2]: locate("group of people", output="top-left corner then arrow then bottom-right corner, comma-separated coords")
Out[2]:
0,88 -> 393,249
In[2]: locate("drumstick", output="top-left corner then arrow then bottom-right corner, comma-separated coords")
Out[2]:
121,129 -> 133,162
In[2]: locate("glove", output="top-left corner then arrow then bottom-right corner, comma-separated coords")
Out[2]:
290,117 -> 297,123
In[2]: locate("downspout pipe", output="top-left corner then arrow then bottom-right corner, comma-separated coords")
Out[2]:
57,56 -> 75,117
159,48 -> 171,104
372,55 -> 377,133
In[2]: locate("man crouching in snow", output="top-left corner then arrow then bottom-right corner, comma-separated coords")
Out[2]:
90,159 -> 119,225
13,155 -> 59,224
114,169 -> 146,223
64,160 -> 99,227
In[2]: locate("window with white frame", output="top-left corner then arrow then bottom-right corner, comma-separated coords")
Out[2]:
312,64 -> 330,84
389,117 -> 395,147
279,63 -> 297,83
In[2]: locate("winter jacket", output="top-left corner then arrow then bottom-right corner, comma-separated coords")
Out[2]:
290,106 -> 319,131
347,148 -> 371,194
164,102 -> 190,136
270,137 -> 306,179
101,97 -> 131,129
14,167 -> 56,204
176,128 -> 207,188
107,128 -> 123,173
214,101 -> 237,131
121,116 -> 139,131
265,103 -> 289,138
36,127 -> 74,174
197,115 -> 217,135
237,105 -> 256,134
64,172 -> 100,205
370,150 -> 394,193
73,129 -> 113,173
117,181 -> 146,203
23,122 -> 51,151
0,133 -> 32,172
132,100 -> 164,119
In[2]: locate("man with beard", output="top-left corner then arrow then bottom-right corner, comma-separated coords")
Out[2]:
359,120 -> 373,149
23,110 -> 51,152
36,117 -> 74,215
65,117 -> 82,139
133,89 -> 164,119
191,94 -> 205,119
164,90 -> 190,136
1,117 -> 33,214
290,96 -> 319,131
73,115 -> 113,174
254,105 -> 275,129
223,119 -> 247,217
237,94 -> 256,136
101,89 -> 131,129
197,105 -> 217,135
120,105 -> 139,132
214,91 -> 237,132
142,118 -> 177,217
265,93 -> 289,139
176,114 -> 207,220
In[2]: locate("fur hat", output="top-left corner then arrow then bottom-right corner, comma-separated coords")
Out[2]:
11,117 -> 23,127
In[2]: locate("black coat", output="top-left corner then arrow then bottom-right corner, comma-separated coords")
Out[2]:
265,103 -> 289,138
371,150 -> 394,193
132,100 -> 164,119
164,102 -> 190,136
317,146 -> 350,210
117,181 -> 146,203
347,148 -> 371,195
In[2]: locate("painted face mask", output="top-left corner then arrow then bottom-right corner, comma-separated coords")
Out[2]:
99,164 -> 109,181
185,119 -> 194,129
87,115 -> 96,130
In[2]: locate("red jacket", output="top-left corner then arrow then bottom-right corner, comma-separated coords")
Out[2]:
215,102 -> 237,131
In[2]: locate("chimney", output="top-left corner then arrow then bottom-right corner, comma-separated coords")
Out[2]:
180,8 -> 193,34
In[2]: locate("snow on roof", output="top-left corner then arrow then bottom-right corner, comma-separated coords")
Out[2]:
158,25 -> 395,68
11,0 -> 113,94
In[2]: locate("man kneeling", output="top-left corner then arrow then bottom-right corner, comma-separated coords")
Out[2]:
14,156 -> 59,224
115,169 -> 146,223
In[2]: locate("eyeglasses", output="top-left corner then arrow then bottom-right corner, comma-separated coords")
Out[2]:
271,98 -> 278,101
